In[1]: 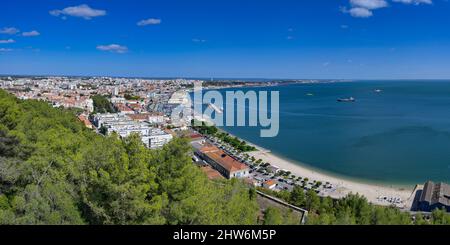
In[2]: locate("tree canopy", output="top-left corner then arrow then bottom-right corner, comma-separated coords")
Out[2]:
2,89 -> 450,225
92,95 -> 116,114
0,89 -> 258,225
259,185 -> 450,225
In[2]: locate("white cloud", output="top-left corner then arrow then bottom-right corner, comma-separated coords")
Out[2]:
0,27 -> 20,35
0,39 -> 15,44
341,6 -> 374,18
22,30 -> 40,37
392,0 -> 432,5
192,38 -> 207,43
137,18 -> 161,26
350,0 -> 388,9
341,0 -> 430,18
0,48 -> 13,52
342,0 -> 387,18
349,7 -> 374,17
50,4 -> 106,20
96,44 -> 128,54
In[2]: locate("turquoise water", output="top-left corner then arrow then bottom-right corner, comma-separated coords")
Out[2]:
211,81 -> 450,186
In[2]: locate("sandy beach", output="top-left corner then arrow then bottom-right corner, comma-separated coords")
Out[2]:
248,150 -> 414,208
216,129 -> 414,207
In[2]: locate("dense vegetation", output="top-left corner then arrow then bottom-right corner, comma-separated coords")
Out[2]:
192,120 -> 257,152
259,186 -> 450,225
2,89 -> 450,225
124,94 -> 142,101
262,207 -> 301,225
0,90 -> 259,225
91,95 -> 116,114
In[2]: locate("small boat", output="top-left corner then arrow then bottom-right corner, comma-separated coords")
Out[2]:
337,97 -> 356,102
306,93 -> 314,96
374,89 -> 382,93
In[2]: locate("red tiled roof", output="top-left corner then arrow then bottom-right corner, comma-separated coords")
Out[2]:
200,145 -> 219,154
264,179 -> 277,187
78,114 -> 93,128
126,114 -> 149,121
201,166 -> 224,180
127,103 -> 142,110
148,112 -> 164,117
164,129 -> 175,136
189,133 -> 204,140
200,144 -> 249,173
115,103 -> 134,112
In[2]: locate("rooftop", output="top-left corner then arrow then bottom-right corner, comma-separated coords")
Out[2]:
189,133 -> 204,140
420,181 -> 450,207
200,144 -> 249,173
115,103 -> 134,112
201,166 -> 224,180
126,114 -> 149,121
264,179 -> 277,187
78,114 -> 93,128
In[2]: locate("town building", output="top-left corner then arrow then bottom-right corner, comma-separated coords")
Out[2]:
200,165 -> 224,180
78,114 -> 93,129
125,112 -> 165,125
263,179 -> 278,190
126,113 -> 151,122
114,103 -> 135,114
147,128 -> 174,149
93,113 -> 172,149
197,143 -> 249,179
147,112 -> 166,125
268,165 -> 281,174
189,133 -> 206,144
110,97 -> 126,104
419,181 -> 450,212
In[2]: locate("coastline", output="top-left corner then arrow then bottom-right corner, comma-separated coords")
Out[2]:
247,149 -> 414,207
219,129 -> 414,207
197,83 -> 416,207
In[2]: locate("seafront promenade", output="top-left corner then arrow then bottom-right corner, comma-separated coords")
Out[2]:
247,149 -> 413,208
201,127 -> 414,209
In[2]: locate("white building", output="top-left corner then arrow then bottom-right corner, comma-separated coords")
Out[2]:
82,99 -> 94,113
148,112 -> 166,125
147,128 -> 173,149
110,97 -> 126,104
93,113 -> 173,149
113,87 -> 119,96
263,180 -> 278,190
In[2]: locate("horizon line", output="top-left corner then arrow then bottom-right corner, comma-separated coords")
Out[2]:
1,73 -> 450,82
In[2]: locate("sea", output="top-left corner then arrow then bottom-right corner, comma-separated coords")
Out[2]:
199,80 -> 450,186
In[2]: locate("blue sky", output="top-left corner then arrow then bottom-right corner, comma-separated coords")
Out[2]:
0,0 -> 449,79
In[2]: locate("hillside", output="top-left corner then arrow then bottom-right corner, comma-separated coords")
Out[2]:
0,89 -> 259,225
2,89 -> 449,225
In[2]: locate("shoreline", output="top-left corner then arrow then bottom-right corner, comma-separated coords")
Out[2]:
219,129 -> 414,207
195,84 -> 416,207
247,149 -> 413,207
